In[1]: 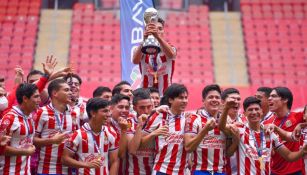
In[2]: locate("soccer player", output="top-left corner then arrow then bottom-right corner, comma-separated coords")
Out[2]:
34,79 -> 78,175
62,98 -> 119,174
112,81 -> 133,101
132,17 -> 176,96
64,73 -> 88,123
142,83 -> 189,174
263,87 -> 304,175
109,94 -> 130,174
0,83 -> 41,174
255,87 -> 274,122
220,96 -> 306,175
185,84 -> 236,175
126,88 -> 165,175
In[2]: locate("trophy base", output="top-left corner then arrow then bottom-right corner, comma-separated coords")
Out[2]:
141,45 -> 161,55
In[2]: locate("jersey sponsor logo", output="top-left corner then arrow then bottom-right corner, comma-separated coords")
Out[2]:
200,135 -> 225,149
84,153 -> 105,164
135,147 -> 155,157
18,137 -> 32,148
164,133 -> 184,144
245,145 -> 270,161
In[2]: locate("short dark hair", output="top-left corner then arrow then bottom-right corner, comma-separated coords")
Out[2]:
202,84 -> 221,99
273,87 -> 293,110
86,98 -> 110,119
63,73 -> 82,85
93,86 -> 111,98
16,83 -> 38,104
48,79 -> 68,97
132,88 -> 151,105
158,17 -> 165,27
160,83 -> 188,106
27,70 -> 43,82
243,96 -> 261,111
221,88 -> 240,100
112,81 -> 131,96
148,87 -> 159,94
257,87 -> 272,98
110,94 -> 130,105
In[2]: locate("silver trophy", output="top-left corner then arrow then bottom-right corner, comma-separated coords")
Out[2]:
142,8 -> 161,55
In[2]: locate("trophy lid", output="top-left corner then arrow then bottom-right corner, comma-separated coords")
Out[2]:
144,8 -> 158,24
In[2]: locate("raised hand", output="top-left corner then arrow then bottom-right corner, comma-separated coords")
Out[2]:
224,98 -> 237,110
14,66 -> 24,85
51,132 -> 67,144
86,158 -> 102,169
152,125 -> 169,137
42,55 -> 58,76
49,67 -> 73,81
24,145 -> 36,156
264,124 -> 276,135
0,135 -> 11,146
205,118 -> 217,131
155,105 -> 170,114
118,117 -> 128,132
137,114 -> 148,127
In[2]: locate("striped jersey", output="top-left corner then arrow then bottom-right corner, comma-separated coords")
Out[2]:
126,116 -> 155,175
185,110 -> 226,173
0,106 -> 35,175
236,124 -> 283,175
65,123 -> 119,175
139,47 -> 176,96
226,113 -> 247,175
70,97 -> 88,125
34,102 -> 79,175
143,111 -> 188,175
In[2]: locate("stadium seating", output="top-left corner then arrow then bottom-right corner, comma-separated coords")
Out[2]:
166,5 -> 214,86
241,0 -> 307,87
0,0 -> 41,90
70,3 -> 120,97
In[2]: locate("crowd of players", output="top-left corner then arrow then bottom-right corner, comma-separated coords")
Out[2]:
0,56 -> 306,175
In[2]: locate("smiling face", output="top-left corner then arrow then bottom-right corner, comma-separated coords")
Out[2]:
169,92 -> 188,114
53,83 -> 72,105
245,103 -> 263,124
111,99 -> 130,121
203,90 -> 221,116
66,77 -> 80,101
92,106 -> 111,126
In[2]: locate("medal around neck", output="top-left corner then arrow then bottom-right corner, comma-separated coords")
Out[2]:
142,8 -> 161,55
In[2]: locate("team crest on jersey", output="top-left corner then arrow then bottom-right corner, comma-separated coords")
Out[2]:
285,120 -> 292,127
0,118 -> 10,131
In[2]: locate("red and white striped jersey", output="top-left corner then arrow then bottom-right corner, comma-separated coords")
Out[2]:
236,124 -> 283,175
225,113 -> 247,175
70,97 -> 88,125
143,111 -> 188,175
139,47 -> 176,96
34,102 -> 80,175
126,116 -> 155,175
65,122 -> 119,175
0,106 -> 35,175
185,110 -> 226,173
